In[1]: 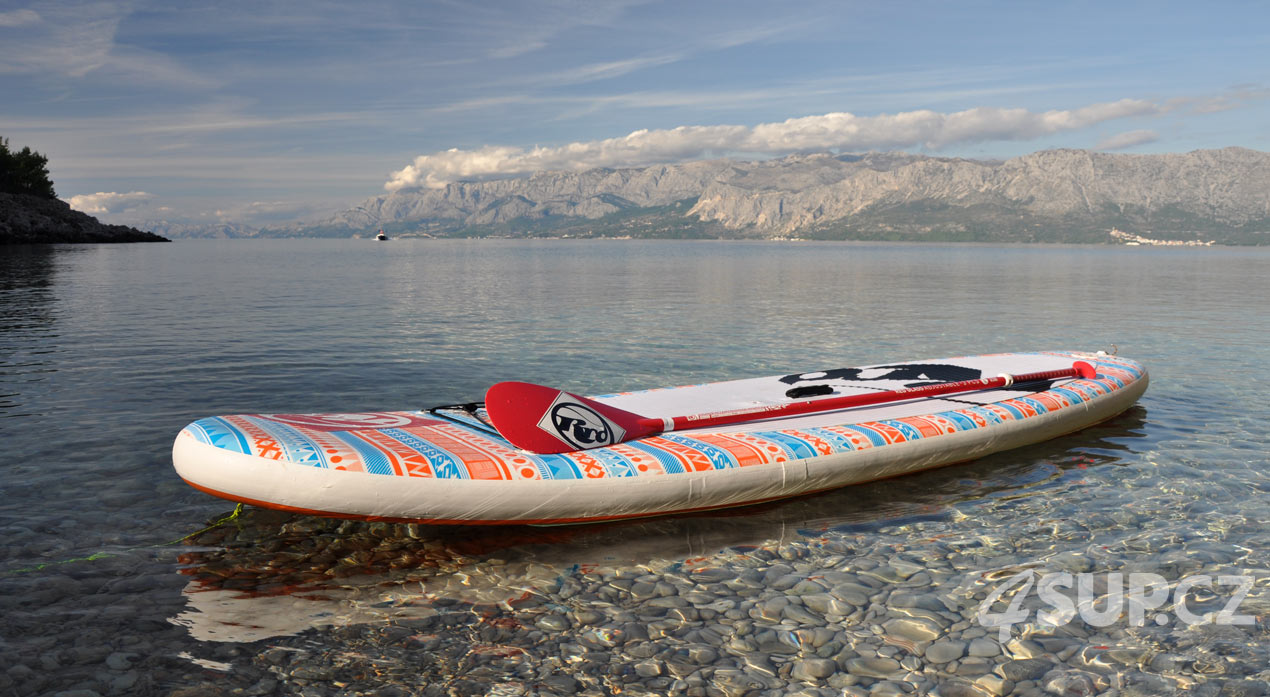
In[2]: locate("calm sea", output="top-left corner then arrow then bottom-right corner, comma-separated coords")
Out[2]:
1,239 -> 1267,696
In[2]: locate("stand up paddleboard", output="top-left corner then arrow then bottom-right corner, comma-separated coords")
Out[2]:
172,351 -> 1147,524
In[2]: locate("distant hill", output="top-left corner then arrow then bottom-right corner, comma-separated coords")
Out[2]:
1,192 -> 167,244
195,147 -> 1270,244
132,219 -> 256,240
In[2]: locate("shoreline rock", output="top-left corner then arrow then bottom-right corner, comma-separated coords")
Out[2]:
0,192 -> 168,243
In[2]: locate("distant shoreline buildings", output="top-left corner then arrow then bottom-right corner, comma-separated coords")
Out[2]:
1109,228 -> 1215,247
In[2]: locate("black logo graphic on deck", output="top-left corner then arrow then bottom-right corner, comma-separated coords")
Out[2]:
778,363 -> 1057,394
536,394 -> 626,450
780,363 -> 983,389
552,403 -> 613,446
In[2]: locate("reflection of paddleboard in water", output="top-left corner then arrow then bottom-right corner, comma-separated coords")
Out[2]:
172,351 -> 1146,524
169,508 -> 806,642
171,564 -> 565,643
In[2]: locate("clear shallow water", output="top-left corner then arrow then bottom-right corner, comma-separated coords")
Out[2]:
1,239 -> 1267,696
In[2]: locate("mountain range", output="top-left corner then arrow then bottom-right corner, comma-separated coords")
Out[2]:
166,147 -> 1270,244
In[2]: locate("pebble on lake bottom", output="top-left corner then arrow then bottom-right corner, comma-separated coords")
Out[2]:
102,496 -> 1263,697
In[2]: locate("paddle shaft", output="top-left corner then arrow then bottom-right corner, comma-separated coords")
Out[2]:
484,361 -> 1095,454
638,363 -> 1093,434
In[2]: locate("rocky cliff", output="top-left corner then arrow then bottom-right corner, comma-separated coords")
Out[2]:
322,160 -> 732,231
1,193 -> 167,243
264,148 -> 1270,244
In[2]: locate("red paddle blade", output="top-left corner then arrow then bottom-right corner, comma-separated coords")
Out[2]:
485,381 -> 658,454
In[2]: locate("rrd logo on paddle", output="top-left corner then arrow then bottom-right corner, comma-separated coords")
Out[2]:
537,392 -> 626,450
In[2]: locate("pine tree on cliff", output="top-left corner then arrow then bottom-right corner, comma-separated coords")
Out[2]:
0,137 -> 57,199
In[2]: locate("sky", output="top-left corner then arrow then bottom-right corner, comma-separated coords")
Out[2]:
2,0 -> 1268,227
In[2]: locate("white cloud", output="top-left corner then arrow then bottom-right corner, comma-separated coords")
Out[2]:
213,199 -> 324,224
66,191 -> 153,214
1096,129 -> 1159,151
0,2 -> 121,78
483,0 -> 653,58
386,98 -> 1164,190
546,51 -> 688,85
1168,86 -> 1270,115
0,8 -> 40,26
0,1 -> 216,87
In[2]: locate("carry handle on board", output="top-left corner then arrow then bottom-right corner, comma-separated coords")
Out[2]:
485,361 -> 1097,455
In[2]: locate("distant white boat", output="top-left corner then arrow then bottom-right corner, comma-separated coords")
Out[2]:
376,230 -> 388,241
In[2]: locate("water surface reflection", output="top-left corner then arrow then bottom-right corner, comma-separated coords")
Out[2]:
0,246 -> 61,421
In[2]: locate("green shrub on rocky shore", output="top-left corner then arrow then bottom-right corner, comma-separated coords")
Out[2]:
0,137 -> 166,243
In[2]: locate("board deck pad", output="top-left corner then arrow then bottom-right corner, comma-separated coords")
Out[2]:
593,353 -> 1091,435
173,351 -> 1148,523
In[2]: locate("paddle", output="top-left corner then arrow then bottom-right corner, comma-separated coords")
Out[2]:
485,361 -> 1096,454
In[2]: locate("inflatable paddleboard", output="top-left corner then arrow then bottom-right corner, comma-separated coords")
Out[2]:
172,351 -> 1147,524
